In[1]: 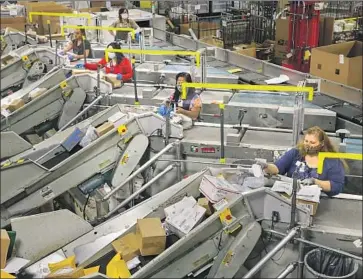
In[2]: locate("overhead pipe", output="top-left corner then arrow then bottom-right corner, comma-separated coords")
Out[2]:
243,227 -> 300,279
105,164 -> 175,218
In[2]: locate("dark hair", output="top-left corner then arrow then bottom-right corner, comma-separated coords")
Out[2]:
174,72 -> 193,102
118,7 -> 129,22
106,41 -> 125,64
76,25 -> 86,37
176,72 -> 192,83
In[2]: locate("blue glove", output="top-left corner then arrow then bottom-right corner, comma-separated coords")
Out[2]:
68,53 -> 74,61
116,74 -> 123,80
157,104 -> 172,117
135,33 -> 140,41
75,63 -> 84,69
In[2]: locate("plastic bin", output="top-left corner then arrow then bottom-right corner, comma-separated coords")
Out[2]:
304,248 -> 359,279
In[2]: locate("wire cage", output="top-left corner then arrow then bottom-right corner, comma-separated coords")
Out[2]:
320,1 -> 363,43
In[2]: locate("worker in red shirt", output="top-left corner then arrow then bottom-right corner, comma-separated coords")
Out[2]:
75,42 -> 133,82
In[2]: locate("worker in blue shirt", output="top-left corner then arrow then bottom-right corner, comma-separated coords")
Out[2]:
257,126 -> 347,197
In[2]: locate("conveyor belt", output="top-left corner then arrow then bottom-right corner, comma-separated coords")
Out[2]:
315,198 -> 362,231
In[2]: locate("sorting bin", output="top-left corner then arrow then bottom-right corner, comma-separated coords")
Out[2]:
304,248 -> 359,279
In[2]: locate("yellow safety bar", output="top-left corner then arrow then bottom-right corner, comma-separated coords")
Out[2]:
105,48 -> 201,66
317,152 -> 362,174
28,12 -> 92,24
181,83 -> 314,100
61,25 -> 136,39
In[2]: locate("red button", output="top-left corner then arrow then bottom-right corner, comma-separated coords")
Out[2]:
226,215 -> 232,220
122,129 -> 126,133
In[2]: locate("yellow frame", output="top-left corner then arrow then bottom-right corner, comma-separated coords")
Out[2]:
317,152 -> 362,174
28,12 -> 92,24
181,83 -> 314,100
61,25 -> 136,39
105,48 -> 201,66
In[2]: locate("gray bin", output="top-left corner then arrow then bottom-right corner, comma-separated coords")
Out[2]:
304,248 -> 359,279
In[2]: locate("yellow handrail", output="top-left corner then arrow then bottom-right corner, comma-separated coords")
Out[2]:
317,152 -> 363,174
61,25 -> 136,39
181,83 -> 314,100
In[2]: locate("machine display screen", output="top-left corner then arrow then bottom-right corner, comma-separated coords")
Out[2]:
201,147 -> 216,153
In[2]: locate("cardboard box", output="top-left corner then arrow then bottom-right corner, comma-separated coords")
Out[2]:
72,69 -> 92,75
96,122 -> 114,137
91,1 -> 106,8
1,230 -> 10,269
79,7 -> 102,13
111,233 -> 140,262
46,267 -> 84,278
297,199 -> 319,216
0,16 -> 26,31
180,22 -> 220,39
310,41 -> 363,89
8,98 -> 25,112
274,18 -> 289,60
198,197 -> 213,216
104,75 -> 122,89
319,16 -> 335,46
22,2 -> 73,35
166,204 -> 206,238
136,218 -> 166,256
235,47 -> 256,58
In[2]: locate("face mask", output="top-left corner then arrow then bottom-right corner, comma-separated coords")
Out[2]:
121,14 -> 128,19
176,84 -> 182,92
108,52 -> 116,59
304,144 -> 322,155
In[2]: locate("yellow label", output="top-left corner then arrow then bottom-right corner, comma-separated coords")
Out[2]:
1,162 -> 12,168
134,101 -> 140,106
257,68 -> 263,73
220,158 -> 226,164
99,159 -> 111,170
227,68 -> 242,74
17,159 -> 25,164
117,125 -> 127,135
46,20 -> 51,25
222,250 -> 234,266
219,103 -> 225,110
59,81 -> 68,89
120,154 -> 129,165
219,208 -> 233,224
21,55 -> 28,61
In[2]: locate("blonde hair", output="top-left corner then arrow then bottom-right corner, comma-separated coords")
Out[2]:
297,126 -> 349,171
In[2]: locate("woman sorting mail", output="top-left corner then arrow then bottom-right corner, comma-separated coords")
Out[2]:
256,126 -> 347,197
109,7 -> 141,42
60,27 -> 93,60
76,42 -> 132,82
159,72 -> 202,121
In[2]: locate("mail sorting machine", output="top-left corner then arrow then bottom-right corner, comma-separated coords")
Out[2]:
0,29 -> 38,56
0,104 -> 184,228
0,72 -> 113,148
2,100 -> 360,227
0,45 -> 66,97
20,168 -> 362,278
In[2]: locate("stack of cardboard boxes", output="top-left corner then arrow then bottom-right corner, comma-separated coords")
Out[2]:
0,2 -> 74,35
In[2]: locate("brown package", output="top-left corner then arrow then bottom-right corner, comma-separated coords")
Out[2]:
136,218 -> 166,256
111,233 -> 140,262
96,122 -> 114,136
1,230 -> 10,269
